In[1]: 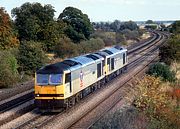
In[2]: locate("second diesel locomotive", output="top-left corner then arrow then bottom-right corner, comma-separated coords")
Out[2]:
35,46 -> 128,111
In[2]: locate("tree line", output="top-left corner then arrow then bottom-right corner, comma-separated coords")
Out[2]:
0,2 -> 95,88
93,20 -> 142,42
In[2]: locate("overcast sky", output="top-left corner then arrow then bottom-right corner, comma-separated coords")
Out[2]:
1,0 -> 180,22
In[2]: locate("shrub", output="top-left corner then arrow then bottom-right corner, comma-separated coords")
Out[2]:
92,107 -> 144,129
0,51 -> 19,88
115,32 -> 126,44
54,37 -> 78,58
147,63 -> 176,82
134,75 -> 180,129
159,34 -> 180,65
121,29 -> 140,40
18,41 -> 48,75
91,31 -> 116,46
171,20 -> 180,34
54,37 -> 105,58
90,38 -> 105,50
78,38 -> 105,54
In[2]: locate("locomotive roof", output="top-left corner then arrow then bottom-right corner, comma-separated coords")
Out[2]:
36,46 -> 127,74
37,62 -> 70,74
95,51 -> 110,58
107,47 -> 127,54
69,56 -> 95,67
95,46 -> 127,58
91,53 -> 104,60
114,45 -> 124,50
37,56 -> 96,74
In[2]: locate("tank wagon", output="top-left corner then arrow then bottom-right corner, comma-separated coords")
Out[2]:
35,46 -> 128,111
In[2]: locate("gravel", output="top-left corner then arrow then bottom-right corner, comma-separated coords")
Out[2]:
0,109 -> 39,129
0,100 -> 34,126
0,81 -> 34,101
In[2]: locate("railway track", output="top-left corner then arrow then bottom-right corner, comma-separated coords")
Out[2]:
16,31 -> 167,129
0,89 -> 34,113
0,31 -> 168,129
42,32 -> 167,129
65,32 -> 167,129
12,109 -> 57,129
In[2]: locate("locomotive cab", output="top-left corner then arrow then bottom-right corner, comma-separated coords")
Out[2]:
35,73 -> 64,98
35,63 -> 71,111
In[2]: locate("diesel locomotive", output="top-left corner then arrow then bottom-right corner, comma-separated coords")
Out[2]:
35,46 -> 128,111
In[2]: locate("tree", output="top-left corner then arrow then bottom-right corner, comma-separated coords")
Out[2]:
93,22 -> 112,31
160,24 -> 166,28
119,21 -> 139,31
145,20 -> 154,24
0,51 -> 19,88
18,41 -> 48,74
58,7 -> 94,43
11,2 -> 63,51
110,20 -> 121,32
41,20 -> 67,51
0,7 -> 19,50
145,24 -> 158,30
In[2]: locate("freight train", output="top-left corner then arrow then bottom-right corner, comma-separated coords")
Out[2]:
35,46 -> 128,112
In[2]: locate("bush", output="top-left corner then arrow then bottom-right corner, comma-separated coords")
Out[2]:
171,20 -> 180,34
115,32 -> 126,44
54,37 -> 78,58
92,107 -> 144,129
159,34 -> 180,65
78,38 -> 105,54
134,75 -> 180,129
90,38 -> 105,50
147,63 -> 176,82
91,31 -> 116,46
18,41 -> 48,75
0,51 -> 19,88
121,29 -> 140,40
54,37 -> 105,58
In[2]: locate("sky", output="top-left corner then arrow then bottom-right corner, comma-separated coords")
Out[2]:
1,0 -> 180,22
